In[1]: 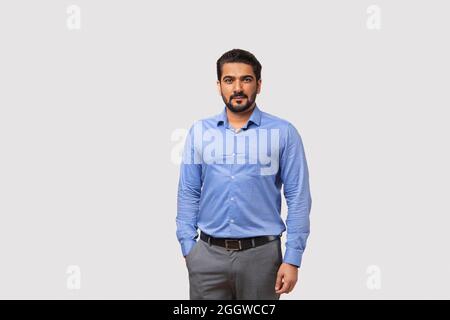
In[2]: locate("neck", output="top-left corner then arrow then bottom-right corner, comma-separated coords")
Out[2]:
226,102 -> 256,125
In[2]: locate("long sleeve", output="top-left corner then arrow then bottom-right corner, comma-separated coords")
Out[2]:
176,124 -> 203,257
280,123 -> 312,268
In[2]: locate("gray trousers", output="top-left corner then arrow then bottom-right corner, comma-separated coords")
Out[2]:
185,235 -> 282,300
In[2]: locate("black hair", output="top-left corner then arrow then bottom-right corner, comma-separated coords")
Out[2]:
216,49 -> 262,81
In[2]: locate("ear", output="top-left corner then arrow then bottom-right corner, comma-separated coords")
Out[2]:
216,80 -> 222,95
257,79 -> 262,94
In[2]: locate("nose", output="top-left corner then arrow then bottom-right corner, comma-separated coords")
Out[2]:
233,80 -> 243,92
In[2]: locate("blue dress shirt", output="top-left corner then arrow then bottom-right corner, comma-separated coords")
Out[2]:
176,105 -> 312,267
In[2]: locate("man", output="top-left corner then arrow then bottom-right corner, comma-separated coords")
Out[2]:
176,48 -> 312,300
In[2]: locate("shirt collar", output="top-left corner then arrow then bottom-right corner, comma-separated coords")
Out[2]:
216,104 -> 262,129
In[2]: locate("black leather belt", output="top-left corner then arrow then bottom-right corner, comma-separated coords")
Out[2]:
200,231 -> 280,251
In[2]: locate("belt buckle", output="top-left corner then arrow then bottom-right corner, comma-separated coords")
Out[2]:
224,239 -> 242,250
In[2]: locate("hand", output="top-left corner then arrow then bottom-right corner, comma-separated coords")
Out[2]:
275,263 -> 298,295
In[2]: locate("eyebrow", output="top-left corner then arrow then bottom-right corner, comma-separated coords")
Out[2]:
222,75 -> 255,80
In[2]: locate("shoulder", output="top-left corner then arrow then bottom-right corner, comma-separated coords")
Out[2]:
186,117 -> 215,134
260,110 -> 302,140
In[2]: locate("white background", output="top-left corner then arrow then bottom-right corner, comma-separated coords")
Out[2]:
0,0 -> 449,299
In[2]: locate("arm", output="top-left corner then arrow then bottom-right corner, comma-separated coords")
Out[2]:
279,123 -> 312,268
176,124 -> 203,257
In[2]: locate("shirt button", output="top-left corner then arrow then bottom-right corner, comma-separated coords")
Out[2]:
230,197 -> 234,201
232,153 -> 235,156
230,219 -> 234,223
231,176 -> 235,179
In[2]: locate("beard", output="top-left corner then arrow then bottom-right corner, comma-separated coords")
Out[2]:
222,90 -> 258,113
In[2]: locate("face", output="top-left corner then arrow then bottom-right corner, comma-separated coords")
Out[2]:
217,62 -> 261,113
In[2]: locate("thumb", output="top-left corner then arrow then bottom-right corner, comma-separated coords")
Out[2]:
275,272 -> 283,290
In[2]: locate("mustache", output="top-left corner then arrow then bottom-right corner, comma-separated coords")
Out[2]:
230,93 -> 247,99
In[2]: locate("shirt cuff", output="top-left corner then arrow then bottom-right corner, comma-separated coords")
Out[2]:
283,247 -> 303,268
181,240 -> 197,257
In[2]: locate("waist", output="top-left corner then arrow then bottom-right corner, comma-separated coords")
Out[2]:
199,230 -> 280,251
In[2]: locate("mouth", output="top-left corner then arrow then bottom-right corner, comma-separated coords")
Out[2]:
233,96 -> 246,100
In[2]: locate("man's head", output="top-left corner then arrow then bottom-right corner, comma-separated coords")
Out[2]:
216,49 -> 262,114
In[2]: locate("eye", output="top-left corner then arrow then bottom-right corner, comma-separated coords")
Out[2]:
223,78 -> 232,84
244,77 -> 252,82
